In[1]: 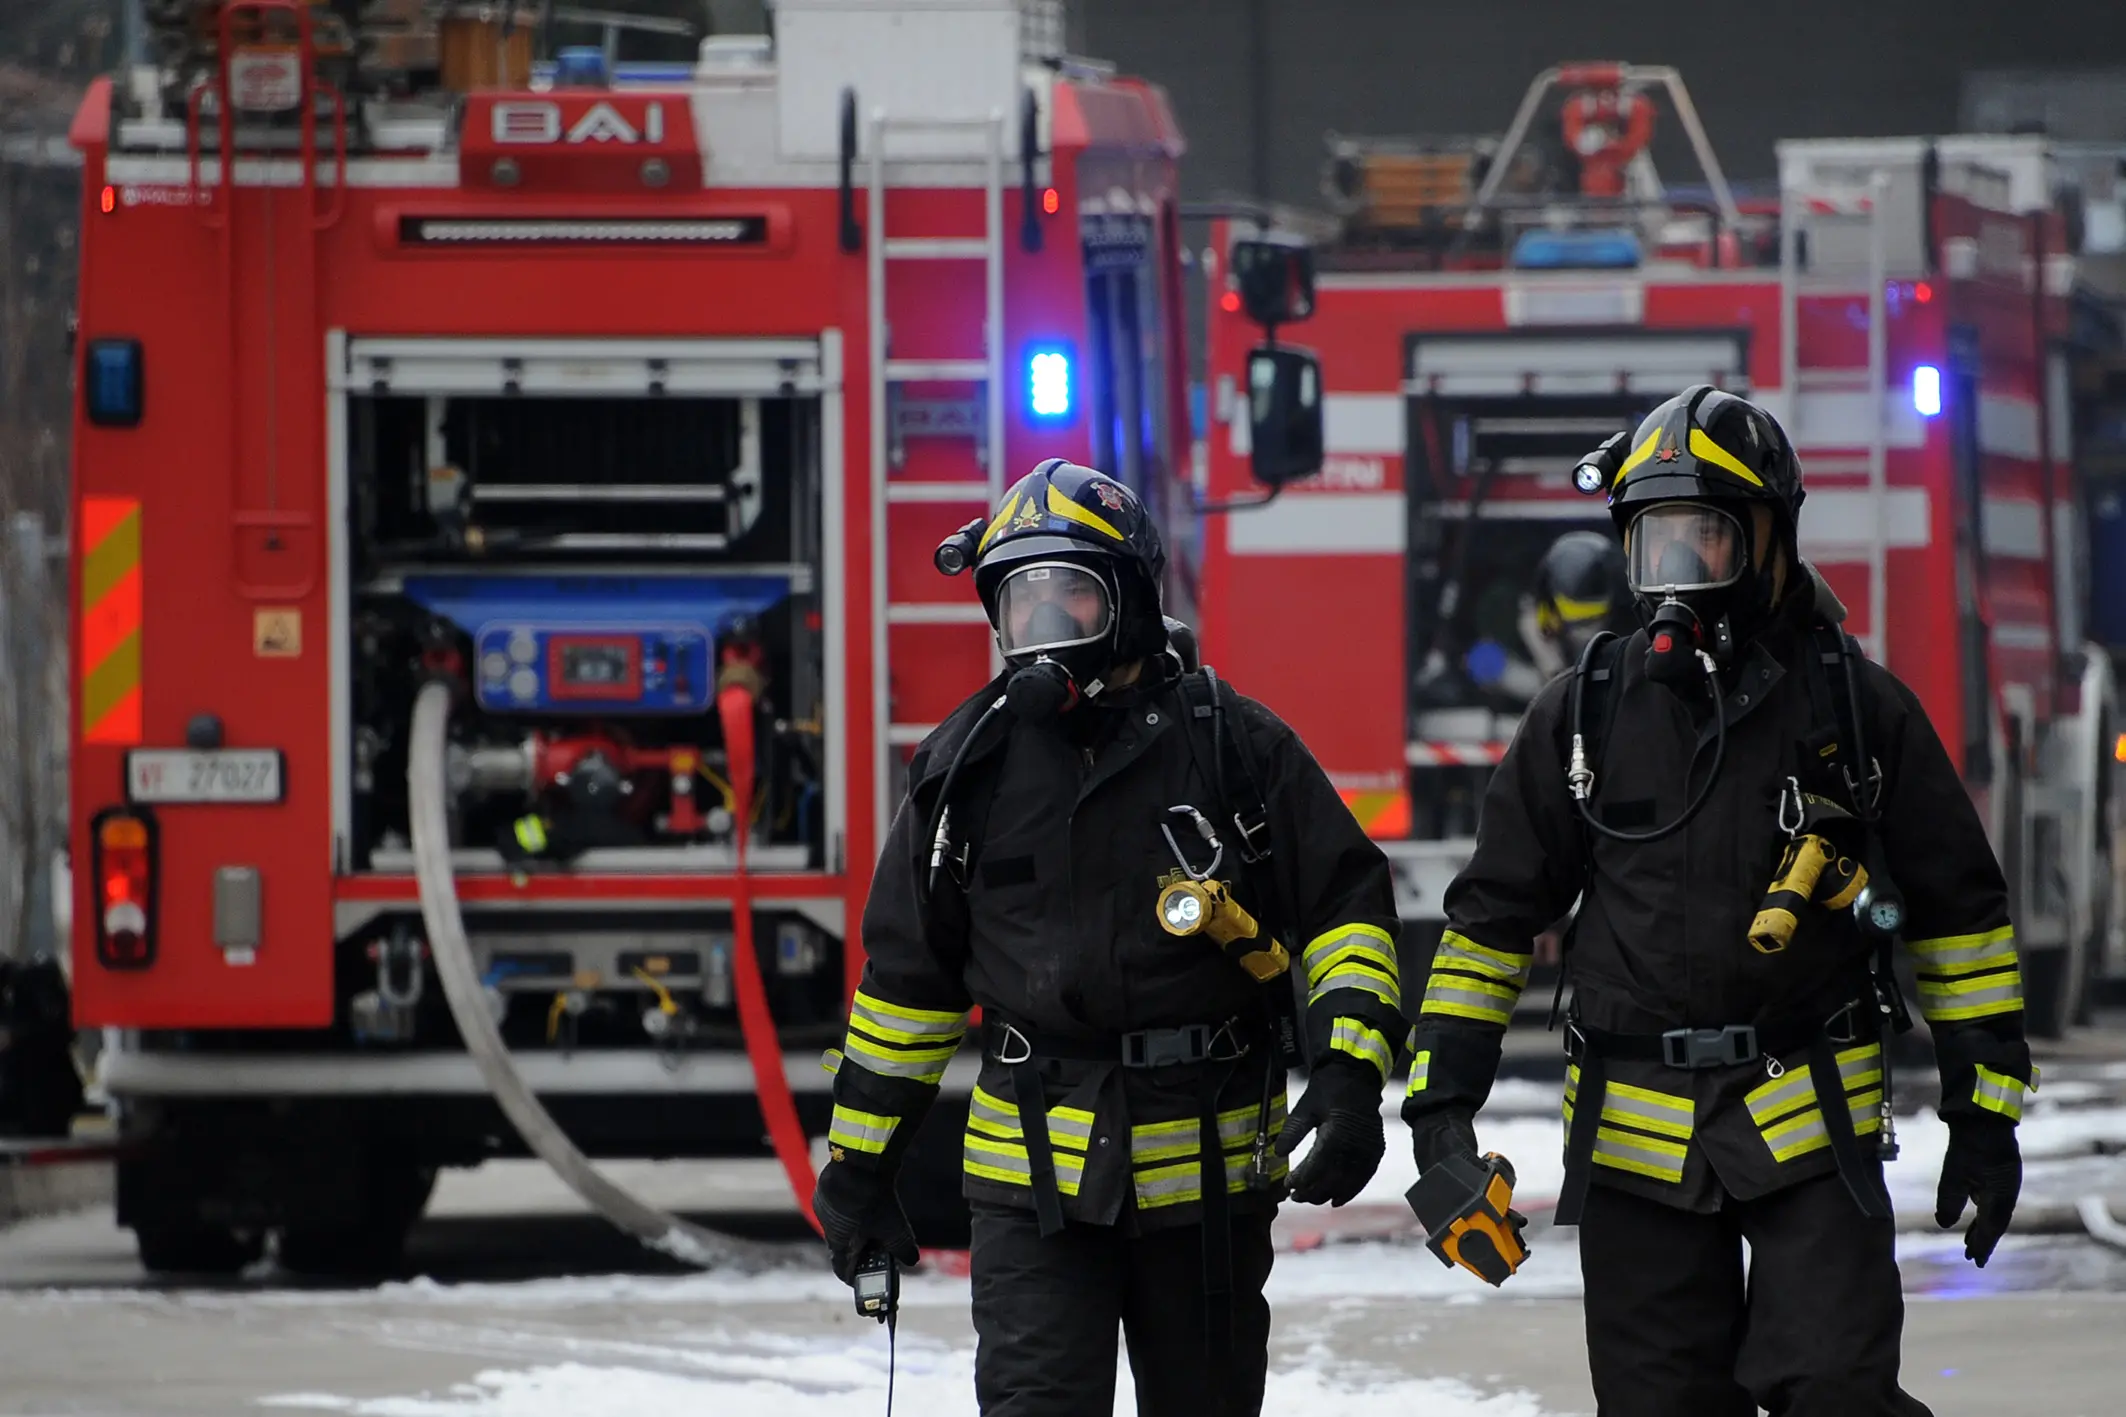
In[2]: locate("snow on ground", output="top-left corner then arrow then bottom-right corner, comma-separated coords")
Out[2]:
259,1348 -> 1559,1417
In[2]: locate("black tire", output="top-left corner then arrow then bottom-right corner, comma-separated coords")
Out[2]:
135,1223 -> 265,1277
896,1093 -> 972,1249
277,1162 -> 436,1278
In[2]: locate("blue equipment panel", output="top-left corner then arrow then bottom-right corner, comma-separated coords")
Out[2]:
473,623 -> 711,713
402,573 -> 795,717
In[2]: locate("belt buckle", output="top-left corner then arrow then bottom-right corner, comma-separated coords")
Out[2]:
1663,1025 -> 1757,1069
1126,1024 -> 1209,1069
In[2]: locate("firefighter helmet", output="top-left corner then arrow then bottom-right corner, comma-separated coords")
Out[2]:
1532,530 -> 1625,643
1608,386 -> 1805,550
972,460 -> 1169,669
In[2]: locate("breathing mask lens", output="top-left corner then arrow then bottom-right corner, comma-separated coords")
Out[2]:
996,562 -> 1113,659
1627,505 -> 1745,596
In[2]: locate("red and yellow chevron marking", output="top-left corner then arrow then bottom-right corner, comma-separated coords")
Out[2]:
1340,788 -> 1411,840
80,497 -> 142,745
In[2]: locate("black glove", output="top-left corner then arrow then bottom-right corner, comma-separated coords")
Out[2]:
1274,1057 -> 1387,1207
1935,1114 -> 2020,1267
812,1159 -> 920,1286
1410,1106 -> 1481,1175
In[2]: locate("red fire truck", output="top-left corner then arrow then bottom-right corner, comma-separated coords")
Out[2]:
1201,62 -> 2122,1041
65,0 -> 1225,1273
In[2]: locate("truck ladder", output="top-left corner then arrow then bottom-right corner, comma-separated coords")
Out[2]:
866,109 -> 1010,850
1779,175 -> 1891,662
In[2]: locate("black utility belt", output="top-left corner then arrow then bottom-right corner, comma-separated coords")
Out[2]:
1566,1001 -> 1873,1071
985,1015 -> 1259,1070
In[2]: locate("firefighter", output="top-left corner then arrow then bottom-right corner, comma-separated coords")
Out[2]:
1403,388 -> 2030,1417
812,459 -> 1403,1416
1476,529 -> 1631,706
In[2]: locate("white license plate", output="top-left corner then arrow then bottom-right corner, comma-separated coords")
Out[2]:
126,749 -> 284,804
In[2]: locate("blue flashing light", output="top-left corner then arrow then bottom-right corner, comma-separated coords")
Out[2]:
1913,365 -> 1942,418
84,339 -> 143,428
1509,227 -> 1643,271
1028,345 -> 1073,421
553,46 -> 612,89
1464,639 -> 1509,686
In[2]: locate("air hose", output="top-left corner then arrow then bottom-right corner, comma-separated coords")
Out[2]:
408,680 -> 779,1270
716,677 -> 821,1233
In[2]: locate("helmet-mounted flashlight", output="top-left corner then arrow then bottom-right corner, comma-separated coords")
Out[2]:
934,518 -> 985,576
1572,430 -> 1631,497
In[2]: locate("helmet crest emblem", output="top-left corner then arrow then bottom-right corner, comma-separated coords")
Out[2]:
1011,499 -> 1045,531
1092,480 -> 1126,511
1655,435 -> 1680,463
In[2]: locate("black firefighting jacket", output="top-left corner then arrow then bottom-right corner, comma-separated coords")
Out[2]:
1404,592 -> 2034,1212
828,667 -> 1402,1231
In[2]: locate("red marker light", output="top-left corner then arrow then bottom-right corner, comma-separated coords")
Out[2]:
1914,281 -> 1933,303
100,185 -> 116,214
1220,290 -> 1241,314
1041,186 -> 1060,216
1653,633 -> 1674,654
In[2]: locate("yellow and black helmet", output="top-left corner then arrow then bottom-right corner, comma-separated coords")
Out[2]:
1608,386 -> 1804,552
972,459 -> 1169,665
1532,530 -> 1624,640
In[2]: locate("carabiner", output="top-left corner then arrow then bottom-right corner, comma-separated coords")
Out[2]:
1778,776 -> 1805,839
1160,804 -> 1224,882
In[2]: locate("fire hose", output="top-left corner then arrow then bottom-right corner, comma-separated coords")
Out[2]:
408,679 -> 782,1269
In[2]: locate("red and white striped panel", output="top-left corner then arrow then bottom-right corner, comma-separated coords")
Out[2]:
1407,741 -> 1510,768
1804,193 -> 1876,217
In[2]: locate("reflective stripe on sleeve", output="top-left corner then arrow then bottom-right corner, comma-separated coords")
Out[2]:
1432,930 -> 1532,987
1917,970 -> 2024,1023
1906,926 -> 2017,976
850,990 -> 971,1043
827,1103 -> 898,1156
841,1030 -> 958,1084
1302,925 -> 1402,1010
1405,1048 -> 1431,1098
1972,1065 -> 2027,1122
1329,1018 -> 1395,1080
1420,973 -> 1519,1025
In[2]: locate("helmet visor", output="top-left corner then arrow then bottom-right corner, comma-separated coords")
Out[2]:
1628,505 -> 1745,594
995,561 -> 1113,658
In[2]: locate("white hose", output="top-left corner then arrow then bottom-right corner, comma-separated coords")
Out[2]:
2077,1194 -> 2126,1254
409,681 -> 780,1271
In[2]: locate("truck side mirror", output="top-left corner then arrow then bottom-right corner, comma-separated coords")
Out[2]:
1247,346 -> 1324,489
1230,234 -> 1316,328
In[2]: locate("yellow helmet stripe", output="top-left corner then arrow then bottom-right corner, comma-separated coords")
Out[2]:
1688,428 -> 1766,487
1613,429 -> 1664,485
1551,592 -> 1611,624
978,492 -> 1021,553
1045,481 -> 1125,541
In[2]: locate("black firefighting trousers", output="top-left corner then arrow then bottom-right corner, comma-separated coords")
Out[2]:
1580,1175 -> 1932,1417
969,1201 -> 1275,1417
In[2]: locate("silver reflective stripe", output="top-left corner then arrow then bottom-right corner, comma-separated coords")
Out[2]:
1417,975 -> 1517,1023
969,1085 -> 1095,1149
1303,927 -> 1402,1010
841,1031 -> 956,1082
1906,926 -> 2016,974
1591,1127 -> 1686,1183
1598,1080 -> 1694,1140
1406,1048 -> 1432,1098
964,1134 -> 1086,1189
827,1105 -> 898,1155
1747,1067 -> 1817,1125
1973,1065 -> 2026,1120
1330,1018 -> 1395,1078
1918,972 -> 2024,1021
850,990 -> 969,1041
1434,930 -> 1532,986
1836,1044 -> 1883,1091
970,1086 -> 1018,1133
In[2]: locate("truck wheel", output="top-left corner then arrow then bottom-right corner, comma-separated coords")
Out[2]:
277,1162 -> 437,1278
896,1093 -> 972,1249
135,1223 -> 265,1277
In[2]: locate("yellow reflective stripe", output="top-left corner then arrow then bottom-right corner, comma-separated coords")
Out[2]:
1330,1018 -> 1395,1080
842,1030 -> 956,1084
1597,1078 -> 1695,1139
827,1104 -> 898,1155
1133,1148 -> 1284,1209
1973,1065 -> 2026,1122
851,990 -> 970,1037
1590,1125 -> 1687,1183
1688,427 -> 1765,486
1046,480 -> 1125,540
1836,1043 -> 1884,1093
1405,1048 -> 1431,1097
1302,923 -> 1398,976
1917,970 -> 2024,1022
1434,930 -> 1531,986
1419,973 -> 1518,1025
1308,940 -> 1401,988
1128,1100 -> 1279,1165
1906,925 -> 2016,974
962,1133 -> 1086,1196
966,1084 -> 1094,1148
513,816 -> 549,852
1746,1065 -> 1818,1125
1614,428 -> 1663,484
